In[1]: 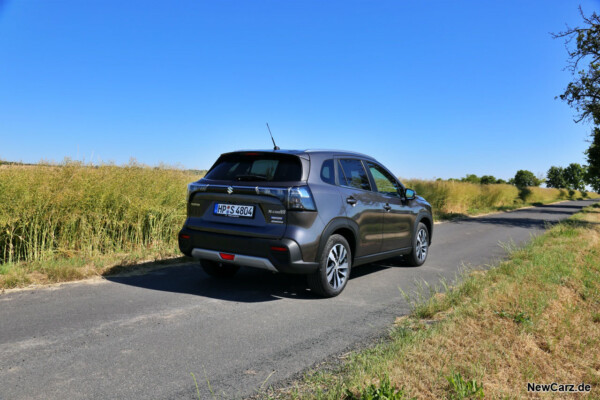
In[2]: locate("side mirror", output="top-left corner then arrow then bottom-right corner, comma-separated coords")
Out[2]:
405,188 -> 416,200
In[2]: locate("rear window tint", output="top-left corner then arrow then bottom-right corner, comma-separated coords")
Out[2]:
338,159 -> 371,191
320,159 -> 335,185
205,153 -> 302,182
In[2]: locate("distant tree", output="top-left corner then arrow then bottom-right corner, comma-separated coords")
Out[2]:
496,178 -> 507,184
514,170 -> 541,187
480,175 -> 497,184
546,166 -> 567,188
461,174 -> 481,184
564,163 -> 587,191
554,8 -> 600,192
508,178 -> 516,185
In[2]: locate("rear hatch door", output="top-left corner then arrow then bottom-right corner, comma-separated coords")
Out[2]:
186,151 -> 307,239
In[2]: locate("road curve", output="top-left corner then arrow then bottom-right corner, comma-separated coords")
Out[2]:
1,199 -> 597,400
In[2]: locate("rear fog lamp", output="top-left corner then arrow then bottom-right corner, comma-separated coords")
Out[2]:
219,253 -> 236,261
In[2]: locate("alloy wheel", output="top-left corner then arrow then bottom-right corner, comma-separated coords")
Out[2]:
326,243 -> 349,290
416,228 -> 428,262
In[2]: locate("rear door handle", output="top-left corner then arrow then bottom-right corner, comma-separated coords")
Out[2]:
346,197 -> 357,205
383,203 -> 392,211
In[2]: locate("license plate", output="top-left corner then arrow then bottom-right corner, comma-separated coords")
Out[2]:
213,203 -> 254,218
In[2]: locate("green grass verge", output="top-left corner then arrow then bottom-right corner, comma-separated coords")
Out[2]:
261,203 -> 600,399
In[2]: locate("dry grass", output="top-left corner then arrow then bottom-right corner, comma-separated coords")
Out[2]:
269,204 -> 600,399
519,186 -> 570,204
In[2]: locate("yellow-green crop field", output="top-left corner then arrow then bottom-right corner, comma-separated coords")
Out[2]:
0,163 -> 203,287
0,163 -> 597,289
403,179 -> 598,218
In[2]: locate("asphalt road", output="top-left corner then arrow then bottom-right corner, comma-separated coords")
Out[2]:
1,199 -> 597,400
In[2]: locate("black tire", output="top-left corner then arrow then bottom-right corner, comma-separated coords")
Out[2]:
307,234 -> 352,297
406,222 -> 429,266
201,260 -> 240,278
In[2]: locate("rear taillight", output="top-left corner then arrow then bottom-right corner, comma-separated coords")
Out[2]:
253,186 -> 315,211
286,186 -> 316,211
187,182 -> 208,202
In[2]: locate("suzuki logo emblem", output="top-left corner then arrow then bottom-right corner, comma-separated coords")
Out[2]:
227,186 -> 233,195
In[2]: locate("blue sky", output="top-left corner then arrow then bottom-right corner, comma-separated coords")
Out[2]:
1,0 -> 599,180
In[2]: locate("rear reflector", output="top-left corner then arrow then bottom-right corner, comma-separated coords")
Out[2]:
219,253 -> 235,261
180,234 -> 190,240
270,246 -> 288,252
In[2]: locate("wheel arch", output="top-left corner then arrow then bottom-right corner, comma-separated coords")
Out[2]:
416,213 -> 433,244
316,218 -> 358,262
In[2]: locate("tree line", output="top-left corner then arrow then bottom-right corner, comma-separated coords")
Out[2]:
444,162 -> 592,193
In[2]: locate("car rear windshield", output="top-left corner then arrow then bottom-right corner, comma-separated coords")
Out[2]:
204,153 -> 303,182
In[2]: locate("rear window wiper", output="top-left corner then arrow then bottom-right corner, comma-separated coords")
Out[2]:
235,174 -> 269,181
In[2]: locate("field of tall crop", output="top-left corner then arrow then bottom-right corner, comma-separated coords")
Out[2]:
0,163 -> 204,287
0,163 -> 597,289
403,179 -> 597,218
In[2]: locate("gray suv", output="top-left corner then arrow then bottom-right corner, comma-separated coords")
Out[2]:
179,149 -> 433,297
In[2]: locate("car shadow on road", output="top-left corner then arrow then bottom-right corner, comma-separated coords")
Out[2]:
451,216 -> 559,229
539,204 -> 589,209
104,258 -> 411,303
106,263 -> 311,302
436,201 -> 596,225
449,201 -> 600,229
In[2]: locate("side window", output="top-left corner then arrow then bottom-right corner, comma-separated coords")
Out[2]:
366,162 -> 401,197
338,159 -> 371,191
320,159 -> 335,185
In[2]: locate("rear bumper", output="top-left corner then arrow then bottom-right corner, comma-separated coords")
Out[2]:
191,248 -> 279,272
178,228 -> 319,274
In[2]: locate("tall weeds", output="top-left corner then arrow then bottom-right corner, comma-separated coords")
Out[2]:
403,179 -> 594,218
0,163 -> 202,264
518,186 -> 570,203
404,180 -> 520,216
